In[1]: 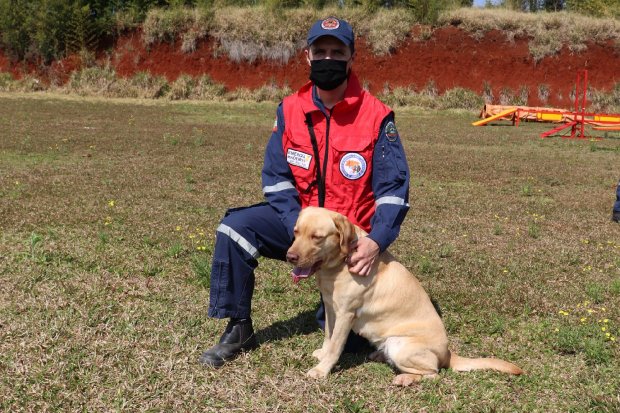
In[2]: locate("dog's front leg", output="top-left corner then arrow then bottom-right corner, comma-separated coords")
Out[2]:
313,299 -> 336,361
307,311 -> 355,379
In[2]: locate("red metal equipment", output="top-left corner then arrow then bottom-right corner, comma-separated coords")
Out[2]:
540,70 -> 587,139
474,70 -> 620,139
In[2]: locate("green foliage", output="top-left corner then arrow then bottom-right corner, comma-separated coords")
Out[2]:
566,0 -> 620,18
0,0 -> 169,62
407,0 -> 463,24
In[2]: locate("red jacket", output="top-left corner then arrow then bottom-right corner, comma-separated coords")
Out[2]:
281,73 -> 391,231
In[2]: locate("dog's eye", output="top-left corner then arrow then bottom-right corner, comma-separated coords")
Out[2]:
311,234 -> 324,241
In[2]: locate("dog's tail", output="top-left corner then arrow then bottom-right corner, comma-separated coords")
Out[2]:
448,352 -> 523,375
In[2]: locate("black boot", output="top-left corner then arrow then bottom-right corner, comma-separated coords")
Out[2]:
199,318 -> 258,368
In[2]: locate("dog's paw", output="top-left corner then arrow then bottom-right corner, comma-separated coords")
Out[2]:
306,367 -> 328,379
312,348 -> 324,360
392,373 -> 421,387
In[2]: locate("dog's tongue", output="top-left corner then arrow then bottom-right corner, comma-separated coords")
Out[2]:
292,267 -> 312,284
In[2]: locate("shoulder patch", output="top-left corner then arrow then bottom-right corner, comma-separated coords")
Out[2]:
385,121 -> 399,142
272,118 -> 278,132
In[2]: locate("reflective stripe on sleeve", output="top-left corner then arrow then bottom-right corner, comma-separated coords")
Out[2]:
375,196 -> 409,207
262,181 -> 295,194
217,224 -> 260,259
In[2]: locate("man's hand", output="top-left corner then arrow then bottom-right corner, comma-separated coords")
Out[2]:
347,236 -> 380,277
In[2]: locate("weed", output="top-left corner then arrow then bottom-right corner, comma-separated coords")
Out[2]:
167,242 -> 185,258
191,253 -> 211,288
553,301 -> 617,364
163,132 -> 180,146
586,282 -> 605,304
28,232 -> 43,260
438,244 -> 454,258
528,221 -> 540,239
538,83 -> 550,104
418,255 -> 436,275
143,263 -> 163,277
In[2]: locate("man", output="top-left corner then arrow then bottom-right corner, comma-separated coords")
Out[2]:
613,180 -> 620,223
200,17 -> 410,368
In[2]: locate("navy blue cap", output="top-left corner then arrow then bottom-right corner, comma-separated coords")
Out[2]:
307,17 -> 355,54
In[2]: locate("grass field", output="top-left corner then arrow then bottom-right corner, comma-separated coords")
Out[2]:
1,93 -> 619,412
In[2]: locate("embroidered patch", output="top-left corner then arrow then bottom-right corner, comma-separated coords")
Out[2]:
339,153 -> 367,180
321,17 -> 340,30
272,118 -> 278,132
287,149 -> 312,170
385,121 -> 399,142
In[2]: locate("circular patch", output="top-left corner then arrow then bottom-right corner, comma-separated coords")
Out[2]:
339,153 -> 367,180
385,121 -> 399,142
321,17 -> 340,30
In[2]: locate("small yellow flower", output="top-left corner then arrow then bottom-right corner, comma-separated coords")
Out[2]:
606,333 -> 611,337
601,327 -> 607,332
14,181 -> 20,185
580,318 -> 587,323
189,234 -> 196,239
503,269 -> 508,273
611,337 -> 616,342
175,226 -> 181,231
108,200 -> 115,207
587,309 -> 596,314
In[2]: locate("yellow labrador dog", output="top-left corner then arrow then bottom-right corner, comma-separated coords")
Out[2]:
286,207 -> 523,386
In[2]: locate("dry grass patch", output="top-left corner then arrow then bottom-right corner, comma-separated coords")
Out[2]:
1,96 -> 619,411
143,6 -> 415,61
439,8 -> 620,61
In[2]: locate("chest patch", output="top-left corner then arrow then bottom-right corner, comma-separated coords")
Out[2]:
287,149 -> 312,170
339,153 -> 367,180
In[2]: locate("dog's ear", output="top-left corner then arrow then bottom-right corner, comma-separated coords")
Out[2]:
332,213 -> 356,256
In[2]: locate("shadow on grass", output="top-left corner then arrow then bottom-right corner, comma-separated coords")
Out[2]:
255,307 -> 375,372
255,309 -> 318,343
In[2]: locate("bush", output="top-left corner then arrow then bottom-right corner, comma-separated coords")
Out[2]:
168,74 -> 196,100
0,72 -> 14,91
439,87 -> 484,110
192,75 -> 227,100
66,66 -> 117,96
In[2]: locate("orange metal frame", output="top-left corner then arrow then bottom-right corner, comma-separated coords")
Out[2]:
475,70 -> 620,139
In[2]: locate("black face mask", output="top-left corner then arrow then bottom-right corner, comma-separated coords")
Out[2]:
309,59 -> 350,91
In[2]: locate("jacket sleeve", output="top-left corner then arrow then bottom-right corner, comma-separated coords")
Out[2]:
367,112 -> 410,252
261,104 -> 301,239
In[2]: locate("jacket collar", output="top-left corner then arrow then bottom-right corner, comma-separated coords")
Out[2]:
298,71 -> 363,115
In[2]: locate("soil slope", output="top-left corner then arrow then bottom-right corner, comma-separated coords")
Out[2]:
2,26 -> 619,108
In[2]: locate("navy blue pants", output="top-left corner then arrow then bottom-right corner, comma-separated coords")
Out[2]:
614,180 -> 620,214
208,202 -> 291,319
207,202 -> 371,351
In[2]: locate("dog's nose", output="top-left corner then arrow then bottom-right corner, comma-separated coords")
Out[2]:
286,251 -> 298,264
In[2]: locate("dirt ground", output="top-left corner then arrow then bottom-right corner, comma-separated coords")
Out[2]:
2,26 -> 619,108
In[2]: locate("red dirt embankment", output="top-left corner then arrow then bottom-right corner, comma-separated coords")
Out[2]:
2,26 -> 619,108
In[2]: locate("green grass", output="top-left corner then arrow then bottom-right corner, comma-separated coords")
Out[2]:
1,94 -> 619,411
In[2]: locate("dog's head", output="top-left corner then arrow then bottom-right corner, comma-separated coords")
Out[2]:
286,207 -> 356,283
